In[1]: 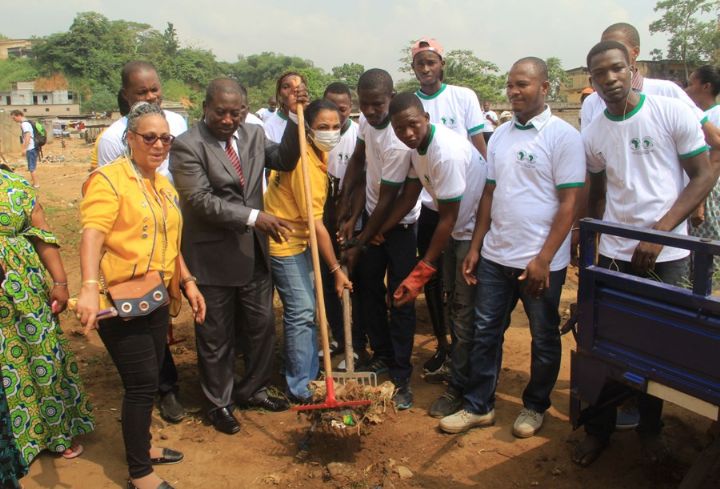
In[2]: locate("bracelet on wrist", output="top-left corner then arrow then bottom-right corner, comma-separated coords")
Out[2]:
82,279 -> 100,287
329,263 -> 342,274
53,281 -> 68,287
181,276 -> 198,288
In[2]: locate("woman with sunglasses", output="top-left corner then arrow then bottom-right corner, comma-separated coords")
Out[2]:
77,102 -> 206,489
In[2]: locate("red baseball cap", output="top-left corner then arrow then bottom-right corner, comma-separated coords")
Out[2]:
411,37 -> 444,59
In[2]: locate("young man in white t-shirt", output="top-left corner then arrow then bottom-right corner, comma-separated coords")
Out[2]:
384,92 -> 487,418
97,61 -> 188,181
95,61 -> 188,423
573,41 -> 715,467
263,72 -> 307,143
580,22 -> 719,152
337,69 -> 419,409
319,82 -> 364,364
10,110 -> 38,187
411,37 -> 488,378
439,58 -> 586,438
255,96 -> 277,122
482,101 -> 499,143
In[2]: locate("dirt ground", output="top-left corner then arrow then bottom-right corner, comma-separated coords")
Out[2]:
6,138 -> 718,489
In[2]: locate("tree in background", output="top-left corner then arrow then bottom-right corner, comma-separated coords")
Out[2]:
546,57 -> 569,102
330,63 -> 365,89
650,0 -> 720,80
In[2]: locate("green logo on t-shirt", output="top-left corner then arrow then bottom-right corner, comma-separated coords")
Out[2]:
630,137 -> 655,154
516,150 -> 537,169
440,116 -> 457,128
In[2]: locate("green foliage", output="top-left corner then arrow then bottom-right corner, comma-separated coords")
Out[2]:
650,0 -> 720,78
330,63 -> 365,89
546,57 -> 569,102
81,82 -> 117,113
0,58 -> 38,90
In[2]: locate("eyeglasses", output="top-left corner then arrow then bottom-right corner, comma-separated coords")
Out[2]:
130,130 -> 175,146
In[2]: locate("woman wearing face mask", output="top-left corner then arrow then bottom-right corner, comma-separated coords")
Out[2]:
264,98 -> 352,404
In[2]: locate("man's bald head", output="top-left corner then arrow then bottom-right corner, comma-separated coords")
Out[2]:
511,57 -> 548,81
602,23 -> 640,48
205,78 -> 247,105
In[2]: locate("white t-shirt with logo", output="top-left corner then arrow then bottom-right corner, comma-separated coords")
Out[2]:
407,124 -> 487,240
583,93 -> 709,262
581,77 -> 706,130
97,110 -> 187,179
415,83 -> 486,209
482,106 -> 586,271
20,121 -> 35,151
327,119 -> 359,188
263,111 -> 288,143
358,114 -> 419,225
482,110 -> 499,133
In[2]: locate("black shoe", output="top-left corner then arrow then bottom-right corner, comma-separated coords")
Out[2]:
424,360 -> 451,384
150,447 -> 184,465
392,381 -> 413,410
423,346 -> 448,374
429,387 -> 463,418
127,480 -> 175,489
208,406 -> 240,435
158,391 -> 185,423
356,356 -> 389,375
240,392 -> 290,412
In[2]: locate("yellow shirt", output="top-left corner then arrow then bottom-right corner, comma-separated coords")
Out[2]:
80,157 -> 182,288
264,148 -> 328,257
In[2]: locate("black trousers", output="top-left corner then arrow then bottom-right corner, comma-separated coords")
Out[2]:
196,263 -> 275,411
98,306 -> 169,479
417,205 -> 448,349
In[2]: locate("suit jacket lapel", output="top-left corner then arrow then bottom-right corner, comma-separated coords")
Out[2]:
199,122 -> 245,196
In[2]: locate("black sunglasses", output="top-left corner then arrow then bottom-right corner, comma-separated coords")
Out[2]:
130,130 -> 175,146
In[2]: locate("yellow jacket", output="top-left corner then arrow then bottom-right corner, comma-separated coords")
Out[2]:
81,157 -> 182,292
264,147 -> 328,257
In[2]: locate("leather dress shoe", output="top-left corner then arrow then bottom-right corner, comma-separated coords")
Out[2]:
158,391 -> 185,423
127,480 -> 175,489
208,406 -> 240,435
150,447 -> 184,465
240,392 -> 290,412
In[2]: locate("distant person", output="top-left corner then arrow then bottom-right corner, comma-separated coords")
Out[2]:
320,82 -> 364,364
264,72 -> 308,143
439,58 -> 585,438
574,41 -> 714,467
90,89 -> 131,172
255,96 -> 278,122
686,65 -> 720,263
481,101 -> 498,143
95,60 -> 188,424
10,110 -> 39,187
409,37 -> 488,384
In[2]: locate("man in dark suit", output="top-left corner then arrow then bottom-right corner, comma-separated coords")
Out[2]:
170,78 -> 306,434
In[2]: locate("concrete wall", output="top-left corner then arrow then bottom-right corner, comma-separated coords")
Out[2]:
0,112 -> 55,158
0,105 -> 82,117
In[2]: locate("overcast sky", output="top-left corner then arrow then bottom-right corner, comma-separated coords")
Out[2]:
2,0 -> 674,80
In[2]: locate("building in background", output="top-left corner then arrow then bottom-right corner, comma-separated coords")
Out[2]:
0,39 -> 33,59
0,80 -> 81,117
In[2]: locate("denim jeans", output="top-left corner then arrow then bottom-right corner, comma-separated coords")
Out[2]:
354,223 -> 417,383
271,249 -> 319,399
464,257 -> 566,414
584,255 -> 689,440
443,239 -> 476,392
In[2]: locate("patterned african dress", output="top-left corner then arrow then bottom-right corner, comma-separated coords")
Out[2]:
0,170 -> 94,465
0,378 -> 26,489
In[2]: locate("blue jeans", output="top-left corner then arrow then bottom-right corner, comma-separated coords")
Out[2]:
464,257 -> 566,414
354,223 -> 417,383
26,148 -> 37,172
271,249 -> 318,399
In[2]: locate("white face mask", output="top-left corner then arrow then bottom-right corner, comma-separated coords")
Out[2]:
309,129 -> 341,152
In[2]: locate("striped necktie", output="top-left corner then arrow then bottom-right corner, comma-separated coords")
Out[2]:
225,139 -> 245,188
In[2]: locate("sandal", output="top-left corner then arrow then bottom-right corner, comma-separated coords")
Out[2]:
61,444 -> 84,459
572,435 -> 608,467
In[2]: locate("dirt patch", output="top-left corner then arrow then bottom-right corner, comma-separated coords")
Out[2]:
7,138 -> 717,489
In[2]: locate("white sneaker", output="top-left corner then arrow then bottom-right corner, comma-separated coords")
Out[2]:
512,408 -> 544,438
439,409 -> 495,434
